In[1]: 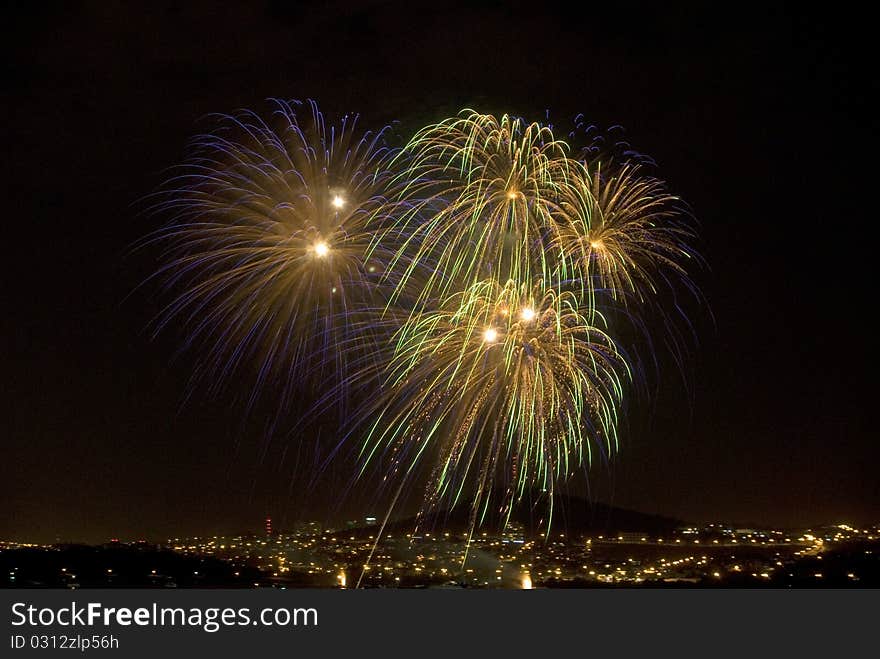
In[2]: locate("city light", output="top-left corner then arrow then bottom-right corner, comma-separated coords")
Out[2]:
20,518 -> 873,589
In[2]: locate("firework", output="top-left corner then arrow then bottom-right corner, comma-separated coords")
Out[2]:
375,110 -> 573,310
552,158 -> 699,307
358,278 -> 628,531
145,99 -> 406,403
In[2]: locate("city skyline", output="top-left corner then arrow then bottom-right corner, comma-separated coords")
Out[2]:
5,517 -> 878,589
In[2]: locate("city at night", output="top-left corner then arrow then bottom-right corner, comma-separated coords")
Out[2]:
2,2 -> 875,655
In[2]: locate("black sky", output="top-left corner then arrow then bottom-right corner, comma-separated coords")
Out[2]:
2,1 -> 876,543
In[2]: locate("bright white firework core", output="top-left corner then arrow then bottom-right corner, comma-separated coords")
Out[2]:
519,307 -> 536,322
483,328 -> 498,343
331,195 -> 345,209
313,241 -> 330,257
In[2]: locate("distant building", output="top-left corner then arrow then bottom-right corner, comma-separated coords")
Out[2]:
503,522 -> 525,544
618,532 -> 646,543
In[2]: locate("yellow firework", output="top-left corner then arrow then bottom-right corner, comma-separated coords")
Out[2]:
147,99 -> 407,399
553,161 -> 698,305
360,278 -> 628,529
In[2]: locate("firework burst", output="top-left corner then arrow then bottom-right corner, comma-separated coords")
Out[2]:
552,159 -> 699,308
376,110 -> 573,309
145,99 -> 406,403
358,278 -> 628,531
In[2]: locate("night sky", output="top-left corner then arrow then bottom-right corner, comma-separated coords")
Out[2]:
3,2 -> 875,544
